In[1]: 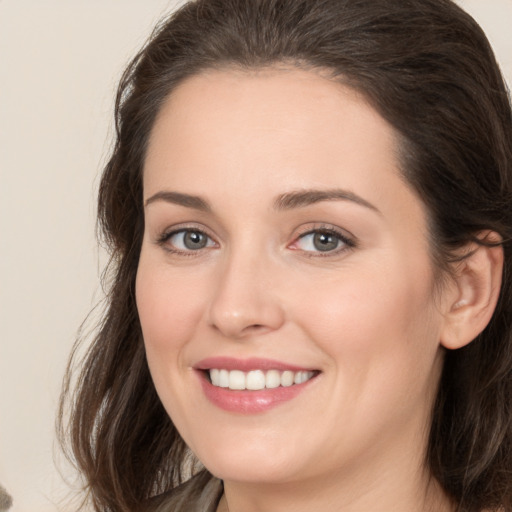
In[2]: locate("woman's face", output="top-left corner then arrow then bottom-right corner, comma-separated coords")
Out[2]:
136,68 -> 450,485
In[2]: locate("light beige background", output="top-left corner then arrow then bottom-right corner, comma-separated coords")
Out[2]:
0,1 -> 510,511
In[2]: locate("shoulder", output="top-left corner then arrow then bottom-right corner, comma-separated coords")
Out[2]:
142,470 -> 223,512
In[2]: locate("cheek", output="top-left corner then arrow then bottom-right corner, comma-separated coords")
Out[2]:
290,261 -> 443,455
135,253 -> 211,431
135,254 -> 206,365
293,255 -> 441,384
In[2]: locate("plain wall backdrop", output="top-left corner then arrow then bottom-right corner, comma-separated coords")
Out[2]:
0,1 -> 511,511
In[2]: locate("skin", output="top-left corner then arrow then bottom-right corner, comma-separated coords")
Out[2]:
136,68 -> 460,511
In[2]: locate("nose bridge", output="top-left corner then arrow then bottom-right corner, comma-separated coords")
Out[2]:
207,239 -> 285,338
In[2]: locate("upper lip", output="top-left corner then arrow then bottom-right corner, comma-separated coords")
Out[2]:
194,357 -> 316,372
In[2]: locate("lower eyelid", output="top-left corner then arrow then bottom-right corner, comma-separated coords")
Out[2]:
156,227 -> 217,251
154,225 -> 354,256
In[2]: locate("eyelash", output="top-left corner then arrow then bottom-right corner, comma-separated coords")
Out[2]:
156,225 -> 218,257
156,224 -> 356,257
290,225 -> 356,257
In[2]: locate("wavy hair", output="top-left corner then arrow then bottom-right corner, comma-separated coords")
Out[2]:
58,1 -> 512,510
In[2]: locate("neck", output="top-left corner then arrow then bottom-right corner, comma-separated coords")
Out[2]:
220,476 -> 453,512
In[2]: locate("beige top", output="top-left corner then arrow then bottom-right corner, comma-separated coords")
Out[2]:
147,471 -> 223,512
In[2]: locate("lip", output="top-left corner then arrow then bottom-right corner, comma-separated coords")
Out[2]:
195,356 -> 314,372
194,357 -> 319,414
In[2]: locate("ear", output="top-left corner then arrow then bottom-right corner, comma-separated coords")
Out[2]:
440,232 -> 504,350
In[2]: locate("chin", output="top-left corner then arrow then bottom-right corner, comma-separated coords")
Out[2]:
194,438 -> 308,484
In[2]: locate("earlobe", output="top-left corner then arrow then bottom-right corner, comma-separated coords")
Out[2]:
440,232 -> 504,350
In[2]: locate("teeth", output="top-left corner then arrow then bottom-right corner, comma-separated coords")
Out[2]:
265,369 -> 281,389
219,369 -> 229,388
246,370 -> 266,390
295,371 -> 309,384
210,368 -> 220,386
208,369 -> 315,390
281,370 -> 294,387
229,370 -> 246,390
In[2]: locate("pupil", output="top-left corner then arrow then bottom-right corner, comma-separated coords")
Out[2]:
313,232 -> 338,252
184,231 -> 206,249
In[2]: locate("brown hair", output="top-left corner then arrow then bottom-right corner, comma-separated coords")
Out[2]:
58,1 -> 512,511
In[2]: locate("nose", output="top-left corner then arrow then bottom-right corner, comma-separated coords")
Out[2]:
207,250 -> 286,339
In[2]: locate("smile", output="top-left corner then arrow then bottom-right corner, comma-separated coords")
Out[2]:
195,357 -> 320,413
208,369 -> 316,390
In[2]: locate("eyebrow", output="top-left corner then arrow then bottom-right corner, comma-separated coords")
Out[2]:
274,189 -> 381,215
145,191 -> 211,211
144,188 -> 381,215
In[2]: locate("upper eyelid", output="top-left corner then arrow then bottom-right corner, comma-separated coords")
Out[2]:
158,223 -> 216,240
290,224 -> 357,254
154,222 -> 356,248
156,227 -> 218,256
294,223 -> 355,240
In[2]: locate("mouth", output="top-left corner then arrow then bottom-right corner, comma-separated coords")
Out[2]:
194,357 -> 320,413
205,368 -> 318,390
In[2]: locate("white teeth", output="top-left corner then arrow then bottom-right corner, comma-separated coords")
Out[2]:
265,369 -> 281,389
208,368 -> 315,390
229,370 -> 246,390
210,368 -> 220,386
294,371 -> 302,384
219,369 -> 229,388
246,370 -> 266,390
281,370 -> 294,387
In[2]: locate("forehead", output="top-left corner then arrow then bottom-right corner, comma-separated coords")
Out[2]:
143,68 -> 424,227
145,68 -> 397,187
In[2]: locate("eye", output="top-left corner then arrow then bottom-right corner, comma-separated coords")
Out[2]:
291,228 -> 354,255
160,228 -> 216,253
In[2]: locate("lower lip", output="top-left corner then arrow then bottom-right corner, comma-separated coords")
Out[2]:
198,372 -> 317,414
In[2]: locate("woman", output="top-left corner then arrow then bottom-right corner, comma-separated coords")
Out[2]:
59,0 -> 512,511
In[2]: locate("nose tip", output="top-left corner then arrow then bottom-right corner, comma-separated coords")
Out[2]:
207,263 -> 285,339
210,309 -> 281,339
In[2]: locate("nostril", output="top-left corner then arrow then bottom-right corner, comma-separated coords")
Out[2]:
244,324 -> 267,334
